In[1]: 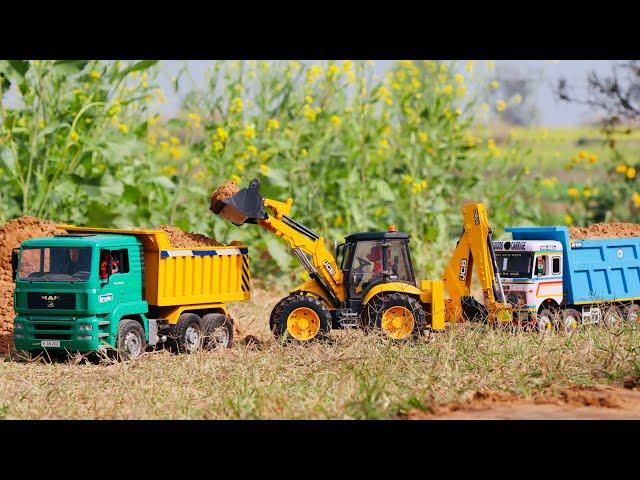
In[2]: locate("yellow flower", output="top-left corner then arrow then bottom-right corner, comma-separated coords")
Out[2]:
160,141 -> 169,150
564,214 -> 573,225
148,115 -> 160,126
303,104 -> 317,122
411,79 -> 422,89
343,60 -> 353,72
327,64 -> 340,78
334,215 -> 344,227
616,164 -> 628,174
260,152 -> 269,162
89,70 -> 101,80
234,161 -> 245,172
443,84 -> 453,95
578,150 -> 587,159
230,97 -> 244,113
567,187 -> 580,198
161,166 -> 178,176
627,167 -> 637,179
70,131 -> 80,142
169,147 -> 182,159
403,175 -> 413,184
490,80 -> 500,90
267,118 -> 280,130
512,94 -> 523,104
216,127 -> 228,142
542,176 -> 558,187
260,164 -> 269,175
188,113 -> 201,123
392,82 -> 401,91
374,207 -> 385,217
632,192 -> 640,208
300,148 -> 308,157
118,123 -> 129,134
38,119 -> 45,130
589,154 -> 598,163
487,139 -> 496,151
379,138 -> 390,148
330,115 -> 342,126
231,174 -> 242,184
583,187 -> 592,198
496,100 -> 507,112
213,141 -> 224,152
418,132 -> 429,143
170,136 -> 180,145
456,86 -> 467,97
243,124 -> 256,139
454,73 -> 464,84
247,144 -> 258,155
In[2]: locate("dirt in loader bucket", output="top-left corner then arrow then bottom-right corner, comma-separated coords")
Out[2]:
210,179 -> 266,226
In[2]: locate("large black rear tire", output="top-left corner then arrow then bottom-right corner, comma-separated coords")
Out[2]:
201,313 -> 234,349
270,294 -> 332,343
363,292 -> 426,340
170,313 -> 203,353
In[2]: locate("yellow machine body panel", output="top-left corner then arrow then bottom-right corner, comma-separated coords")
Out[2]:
290,279 -> 337,307
59,225 -> 251,307
362,282 -> 422,305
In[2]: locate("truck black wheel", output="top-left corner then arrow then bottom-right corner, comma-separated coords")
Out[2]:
270,294 -> 331,343
536,307 -> 557,334
201,313 -> 234,349
624,304 -> 640,324
364,293 -> 426,340
603,306 -> 625,329
117,319 -> 147,361
171,313 -> 204,353
560,308 -> 581,334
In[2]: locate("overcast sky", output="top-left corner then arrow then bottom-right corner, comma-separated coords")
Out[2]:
157,60 -> 620,127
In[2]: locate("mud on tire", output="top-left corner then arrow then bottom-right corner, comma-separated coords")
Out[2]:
269,294 -> 332,342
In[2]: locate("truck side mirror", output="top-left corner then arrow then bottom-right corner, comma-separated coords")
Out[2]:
11,249 -> 19,281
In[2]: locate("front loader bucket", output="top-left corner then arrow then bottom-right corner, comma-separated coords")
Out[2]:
210,178 -> 267,226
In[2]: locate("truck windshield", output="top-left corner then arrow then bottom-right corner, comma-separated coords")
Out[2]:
495,252 -> 533,278
19,247 -> 93,282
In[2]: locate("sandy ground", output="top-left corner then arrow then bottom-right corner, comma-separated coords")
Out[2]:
405,384 -> 640,419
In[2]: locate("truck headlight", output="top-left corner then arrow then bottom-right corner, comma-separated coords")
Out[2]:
79,325 -> 92,331
77,335 -> 92,340
14,323 -> 24,330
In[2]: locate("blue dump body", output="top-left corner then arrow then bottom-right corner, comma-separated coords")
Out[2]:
506,226 -> 640,305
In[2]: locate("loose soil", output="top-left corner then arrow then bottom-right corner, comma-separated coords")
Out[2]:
405,384 -> 640,419
157,225 -> 224,248
569,223 -> 640,240
211,180 -> 239,202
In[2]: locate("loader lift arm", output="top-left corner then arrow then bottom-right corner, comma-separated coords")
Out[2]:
211,179 -> 344,307
443,203 -> 510,323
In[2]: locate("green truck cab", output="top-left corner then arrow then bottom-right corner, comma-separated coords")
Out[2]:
11,228 -> 251,359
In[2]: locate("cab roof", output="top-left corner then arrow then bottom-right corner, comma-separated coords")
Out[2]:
21,234 -> 141,248
345,231 -> 410,242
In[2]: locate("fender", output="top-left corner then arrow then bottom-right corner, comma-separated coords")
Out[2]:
105,300 -> 150,341
362,281 -> 422,306
290,279 -> 340,308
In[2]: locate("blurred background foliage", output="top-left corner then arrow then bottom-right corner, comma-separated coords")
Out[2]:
2,60 -> 639,284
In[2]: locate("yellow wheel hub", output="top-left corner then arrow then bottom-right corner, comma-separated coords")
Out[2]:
381,306 -> 415,340
287,307 -> 321,341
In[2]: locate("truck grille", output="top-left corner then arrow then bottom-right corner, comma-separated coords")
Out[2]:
27,292 -> 76,310
34,333 -> 72,340
505,290 -> 527,307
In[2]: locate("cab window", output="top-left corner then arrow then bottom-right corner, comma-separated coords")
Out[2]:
535,255 -> 547,276
552,256 -> 561,275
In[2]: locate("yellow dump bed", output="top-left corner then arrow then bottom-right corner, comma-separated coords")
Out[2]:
59,226 -> 250,307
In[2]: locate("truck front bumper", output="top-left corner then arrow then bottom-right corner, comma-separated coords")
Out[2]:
13,314 -> 113,352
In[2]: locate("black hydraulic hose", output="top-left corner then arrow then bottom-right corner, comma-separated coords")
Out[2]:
282,215 -> 320,240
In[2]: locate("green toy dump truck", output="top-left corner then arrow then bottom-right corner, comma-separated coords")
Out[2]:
11,226 -> 251,359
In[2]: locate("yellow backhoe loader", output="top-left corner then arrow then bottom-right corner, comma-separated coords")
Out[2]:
211,179 -> 511,341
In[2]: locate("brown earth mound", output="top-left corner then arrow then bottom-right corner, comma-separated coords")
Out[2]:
569,223 -> 640,240
211,180 -> 239,202
404,385 -> 640,419
0,216 -> 65,354
157,225 -> 224,248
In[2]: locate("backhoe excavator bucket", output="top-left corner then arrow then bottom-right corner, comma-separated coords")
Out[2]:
210,179 -> 267,226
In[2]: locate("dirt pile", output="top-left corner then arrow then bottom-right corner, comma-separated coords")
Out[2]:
157,225 -> 224,248
0,217 -> 65,354
569,223 -> 640,240
211,181 -> 239,202
404,385 -> 640,419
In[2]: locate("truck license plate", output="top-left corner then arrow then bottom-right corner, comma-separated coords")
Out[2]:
41,340 -> 60,348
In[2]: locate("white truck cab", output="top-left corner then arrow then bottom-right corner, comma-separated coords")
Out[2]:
492,239 -> 564,319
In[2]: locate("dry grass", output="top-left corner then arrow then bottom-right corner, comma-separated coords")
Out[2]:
1,289 -> 639,419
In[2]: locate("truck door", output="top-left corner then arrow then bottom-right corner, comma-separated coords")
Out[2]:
98,248 -> 133,306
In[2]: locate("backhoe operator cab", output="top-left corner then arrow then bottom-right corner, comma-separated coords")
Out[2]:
339,232 -> 415,308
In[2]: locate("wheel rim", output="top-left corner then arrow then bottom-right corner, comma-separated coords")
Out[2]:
537,316 -> 552,332
287,307 -> 321,341
124,331 -> 142,358
211,327 -> 230,348
564,315 -> 578,333
185,324 -> 202,351
381,306 -> 415,339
